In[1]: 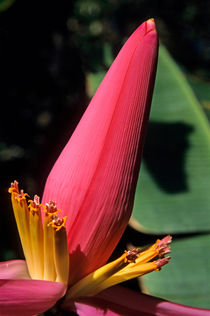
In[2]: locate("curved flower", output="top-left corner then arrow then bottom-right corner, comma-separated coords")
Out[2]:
3,180 -> 171,315
1,18 -> 208,316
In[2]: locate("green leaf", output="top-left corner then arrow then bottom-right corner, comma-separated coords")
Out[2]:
187,75 -> 210,122
141,234 -> 210,308
0,0 -> 15,12
87,44 -> 112,97
87,71 -> 105,97
131,45 -> 210,234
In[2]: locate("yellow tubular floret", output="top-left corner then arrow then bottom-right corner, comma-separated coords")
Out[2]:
66,249 -> 140,300
89,261 -> 159,296
43,213 -> 56,281
66,236 -> 171,300
89,238 -> 172,296
48,215 -> 69,284
43,201 -> 59,282
28,196 -> 44,279
9,182 -> 33,275
9,181 -> 69,284
9,181 -> 171,298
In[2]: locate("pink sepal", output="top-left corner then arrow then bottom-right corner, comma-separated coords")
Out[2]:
63,286 -> 210,316
0,278 -> 66,316
0,260 -> 30,279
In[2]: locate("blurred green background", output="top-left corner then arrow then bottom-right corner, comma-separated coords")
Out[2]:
1,0 -> 210,311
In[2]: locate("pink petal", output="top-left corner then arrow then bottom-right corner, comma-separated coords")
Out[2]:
43,19 -> 158,284
0,278 -> 66,316
0,260 -> 30,279
63,286 -> 210,316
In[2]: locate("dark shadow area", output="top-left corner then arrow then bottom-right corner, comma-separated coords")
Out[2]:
143,121 -> 194,193
67,244 -> 90,286
45,308 -> 78,316
117,224 -> 210,248
0,0 -> 88,261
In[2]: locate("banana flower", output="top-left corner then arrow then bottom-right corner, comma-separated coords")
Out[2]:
0,19 -> 208,316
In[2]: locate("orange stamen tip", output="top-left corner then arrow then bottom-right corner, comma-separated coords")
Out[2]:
48,215 -> 67,231
9,181 -> 30,203
8,180 -> 19,194
28,195 -> 41,213
124,248 -> 141,263
44,200 -> 60,215
155,256 -> 171,270
15,190 -> 29,201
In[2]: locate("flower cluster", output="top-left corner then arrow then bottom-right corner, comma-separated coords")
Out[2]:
0,18 -> 209,316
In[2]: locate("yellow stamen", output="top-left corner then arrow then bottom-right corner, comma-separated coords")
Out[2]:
49,215 -> 69,284
28,196 -> 44,279
9,182 -> 33,275
66,248 -> 140,300
9,181 -> 69,285
88,238 -> 171,296
66,236 -> 171,300
89,261 -> 159,296
9,181 -> 171,299
43,212 -> 56,281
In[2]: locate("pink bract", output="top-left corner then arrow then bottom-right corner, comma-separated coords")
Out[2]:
66,286 -> 210,316
42,19 -> 158,285
0,278 -> 66,316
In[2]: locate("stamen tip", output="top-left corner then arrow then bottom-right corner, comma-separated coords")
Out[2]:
28,195 -> 41,212
159,235 -> 172,246
125,248 -> 141,263
157,235 -> 172,255
8,180 -> 19,194
155,256 -> 171,269
44,200 -> 59,214
48,215 -> 67,231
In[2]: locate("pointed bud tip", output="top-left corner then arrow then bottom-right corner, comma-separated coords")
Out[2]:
146,18 -> 155,24
145,18 -> 156,34
136,18 -> 157,40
